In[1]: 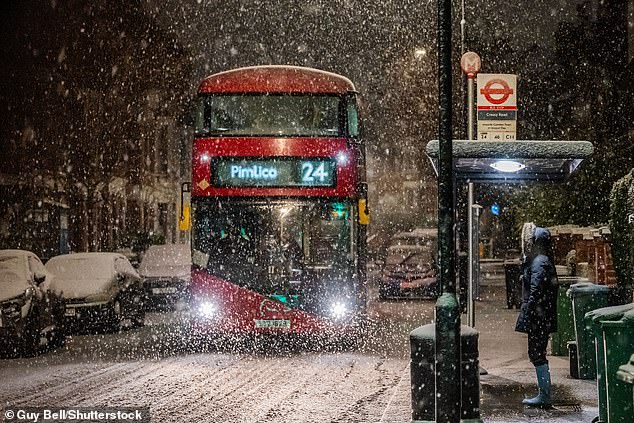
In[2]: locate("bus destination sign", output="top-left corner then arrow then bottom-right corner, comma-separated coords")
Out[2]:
212,158 -> 336,187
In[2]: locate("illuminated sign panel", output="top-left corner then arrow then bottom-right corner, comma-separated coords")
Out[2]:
212,158 -> 336,187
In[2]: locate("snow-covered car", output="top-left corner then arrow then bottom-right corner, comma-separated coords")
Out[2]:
0,249 -> 65,356
138,244 -> 191,309
45,252 -> 145,332
378,228 -> 438,300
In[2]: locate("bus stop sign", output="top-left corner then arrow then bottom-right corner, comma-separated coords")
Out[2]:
477,74 -> 517,141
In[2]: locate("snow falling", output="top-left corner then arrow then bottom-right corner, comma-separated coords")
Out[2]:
2,1 -> 634,422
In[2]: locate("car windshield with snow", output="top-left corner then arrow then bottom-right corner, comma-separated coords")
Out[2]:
138,244 -> 191,309
45,253 -> 145,332
379,228 -> 438,300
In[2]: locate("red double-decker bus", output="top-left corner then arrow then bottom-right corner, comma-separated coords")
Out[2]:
188,65 -> 368,337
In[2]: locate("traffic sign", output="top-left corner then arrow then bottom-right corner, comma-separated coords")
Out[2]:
460,52 -> 481,77
477,74 -> 517,141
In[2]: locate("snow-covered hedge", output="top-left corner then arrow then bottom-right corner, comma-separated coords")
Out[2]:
608,169 -> 634,288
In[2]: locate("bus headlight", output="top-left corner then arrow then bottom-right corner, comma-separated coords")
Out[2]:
330,301 -> 349,320
198,301 -> 218,319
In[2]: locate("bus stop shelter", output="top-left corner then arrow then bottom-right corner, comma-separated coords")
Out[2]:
425,138 -> 594,322
411,139 -> 593,421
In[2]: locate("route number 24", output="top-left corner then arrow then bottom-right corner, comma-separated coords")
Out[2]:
302,162 -> 328,183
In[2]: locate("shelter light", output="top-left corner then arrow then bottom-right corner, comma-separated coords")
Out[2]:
200,154 -> 211,162
490,160 -> 526,173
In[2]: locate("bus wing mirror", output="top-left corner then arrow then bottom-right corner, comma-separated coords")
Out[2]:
180,182 -> 191,231
180,205 -> 191,231
358,198 -> 370,225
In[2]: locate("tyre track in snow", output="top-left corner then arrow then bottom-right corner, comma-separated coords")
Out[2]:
296,355 -> 405,423
225,354 -> 406,423
128,354 -> 285,422
163,353 -> 405,423
215,355 -> 323,423
1,362 -> 132,406
2,352 -> 408,422
83,355 -> 236,418
72,357 -> 213,408
163,354 -> 320,423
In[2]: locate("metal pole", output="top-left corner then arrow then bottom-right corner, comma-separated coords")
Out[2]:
473,204 -> 482,303
436,0 -> 460,421
469,203 -> 482,327
467,75 -> 475,327
467,185 -> 474,326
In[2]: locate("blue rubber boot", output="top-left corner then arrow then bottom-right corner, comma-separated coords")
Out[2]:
522,363 -> 552,408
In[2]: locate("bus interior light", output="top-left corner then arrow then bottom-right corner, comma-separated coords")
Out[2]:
200,154 -> 211,163
331,202 -> 347,219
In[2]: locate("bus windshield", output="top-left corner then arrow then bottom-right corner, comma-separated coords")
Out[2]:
195,94 -> 343,137
192,200 -> 353,291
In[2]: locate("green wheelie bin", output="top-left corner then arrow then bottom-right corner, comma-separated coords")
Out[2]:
585,303 -> 634,423
550,280 -> 575,356
600,308 -> 634,423
616,354 -> 634,413
567,282 -> 610,379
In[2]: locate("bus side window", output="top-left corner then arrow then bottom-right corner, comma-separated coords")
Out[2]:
347,102 -> 359,137
203,102 -> 212,132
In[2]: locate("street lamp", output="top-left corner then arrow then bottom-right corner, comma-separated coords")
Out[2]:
414,48 -> 428,59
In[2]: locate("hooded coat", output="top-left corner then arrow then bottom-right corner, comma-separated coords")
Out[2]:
515,226 -> 558,334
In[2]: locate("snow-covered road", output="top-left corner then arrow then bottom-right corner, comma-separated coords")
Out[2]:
0,293 -> 432,422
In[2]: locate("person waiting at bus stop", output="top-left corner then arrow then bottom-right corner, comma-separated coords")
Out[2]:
515,223 -> 558,408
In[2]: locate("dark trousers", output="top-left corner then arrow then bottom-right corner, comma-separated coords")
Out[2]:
528,329 -> 550,366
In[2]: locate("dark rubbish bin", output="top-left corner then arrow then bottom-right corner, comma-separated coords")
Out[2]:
599,308 -> 634,423
503,258 -> 521,309
410,324 -> 482,423
551,279 -> 576,357
616,354 -> 634,412
586,303 -> 634,423
567,282 -> 610,379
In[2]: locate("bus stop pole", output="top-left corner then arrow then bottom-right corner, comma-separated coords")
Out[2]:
467,183 -> 474,326
469,203 -> 482,327
467,74 -> 475,328
435,0 -> 461,421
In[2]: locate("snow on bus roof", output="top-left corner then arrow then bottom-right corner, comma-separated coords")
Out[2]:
198,65 -> 356,94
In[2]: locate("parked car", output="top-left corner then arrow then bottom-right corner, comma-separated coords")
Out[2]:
46,252 -> 145,332
138,244 -> 191,309
0,249 -> 65,356
378,228 -> 438,300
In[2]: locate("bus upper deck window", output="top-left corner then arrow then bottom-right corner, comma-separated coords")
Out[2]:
194,97 -> 208,135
